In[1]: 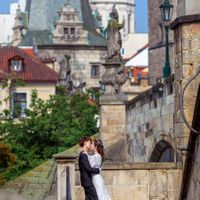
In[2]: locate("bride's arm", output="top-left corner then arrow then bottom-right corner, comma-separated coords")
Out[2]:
89,154 -> 102,168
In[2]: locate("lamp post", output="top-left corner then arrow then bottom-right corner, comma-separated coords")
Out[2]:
160,0 -> 173,78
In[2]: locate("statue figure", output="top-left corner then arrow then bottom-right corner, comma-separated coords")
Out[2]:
107,4 -> 125,61
59,54 -> 71,92
101,64 -> 128,94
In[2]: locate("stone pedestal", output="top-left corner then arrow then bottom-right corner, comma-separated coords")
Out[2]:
100,94 -> 128,160
53,154 -> 78,200
101,62 -> 127,95
100,59 -> 128,161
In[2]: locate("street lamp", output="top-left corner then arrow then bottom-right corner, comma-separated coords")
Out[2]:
160,0 -> 173,78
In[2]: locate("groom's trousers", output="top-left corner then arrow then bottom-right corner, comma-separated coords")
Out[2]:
84,185 -> 98,200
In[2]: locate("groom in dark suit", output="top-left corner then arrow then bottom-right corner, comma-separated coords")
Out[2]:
78,137 -> 99,200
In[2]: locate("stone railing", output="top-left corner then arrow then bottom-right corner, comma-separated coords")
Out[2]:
126,77 -> 175,162
75,162 -> 182,200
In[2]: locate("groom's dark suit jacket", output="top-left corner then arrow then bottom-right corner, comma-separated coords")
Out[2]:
78,151 -> 100,187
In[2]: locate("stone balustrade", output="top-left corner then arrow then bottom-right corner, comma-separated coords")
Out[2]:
75,162 -> 182,200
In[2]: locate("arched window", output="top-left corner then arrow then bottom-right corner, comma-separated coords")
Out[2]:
149,140 -> 174,162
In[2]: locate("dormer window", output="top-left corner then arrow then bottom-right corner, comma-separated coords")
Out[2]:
9,56 -> 23,72
64,27 -> 77,40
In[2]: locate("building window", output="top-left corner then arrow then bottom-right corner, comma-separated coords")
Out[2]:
91,65 -> 100,77
12,93 -> 27,118
70,28 -> 75,34
10,59 -> 23,72
64,28 -> 69,34
121,48 -> 125,55
128,13 -> 131,33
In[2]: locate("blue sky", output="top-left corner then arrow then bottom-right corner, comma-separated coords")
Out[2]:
0,0 -> 148,33
135,0 -> 148,32
0,0 -> 18,13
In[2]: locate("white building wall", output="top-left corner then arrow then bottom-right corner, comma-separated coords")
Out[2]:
0,15 -> 15,44
122,33 -> 148,58
0,0 -> 26,45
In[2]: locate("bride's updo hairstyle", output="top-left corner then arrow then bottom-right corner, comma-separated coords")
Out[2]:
94,139 -> 104,161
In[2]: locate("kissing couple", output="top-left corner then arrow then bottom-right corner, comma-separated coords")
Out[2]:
78,136 -> 111,200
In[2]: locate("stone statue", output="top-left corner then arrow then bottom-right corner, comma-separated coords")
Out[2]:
101,64 -> 128,94
59,55 -> 71,91
107,4 -> 125,61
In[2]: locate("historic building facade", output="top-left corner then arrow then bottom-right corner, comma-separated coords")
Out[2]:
15,0 -> 107,91
2,1 -> 200,200
0,47 -> 58,116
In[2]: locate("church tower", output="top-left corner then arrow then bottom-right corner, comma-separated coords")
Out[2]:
90,0 -> 135,39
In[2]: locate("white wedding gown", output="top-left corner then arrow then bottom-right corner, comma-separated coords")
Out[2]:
88,153 -> 111,200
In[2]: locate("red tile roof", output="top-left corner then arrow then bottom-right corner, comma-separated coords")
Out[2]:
21,48 -> 35,57
0,47 -> 58,83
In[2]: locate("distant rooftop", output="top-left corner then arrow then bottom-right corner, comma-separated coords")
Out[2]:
0,47 -> 58,83
19,0 -> 107,47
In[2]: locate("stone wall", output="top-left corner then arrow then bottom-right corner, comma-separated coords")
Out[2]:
38,47 -> 106,90
170,11 -> 200,199
76,162 -> 182,200
148,0 -> 177,85
126,81 -> 175,162
177,0 -> 200,16
171,17 -> 200,158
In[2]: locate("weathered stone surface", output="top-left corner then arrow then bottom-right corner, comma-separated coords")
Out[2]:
75,163 -> 182,200
100,98 -> 127,157
126,84 -> 174,162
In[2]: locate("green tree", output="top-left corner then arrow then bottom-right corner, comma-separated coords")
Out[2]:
0,90 -> 99,181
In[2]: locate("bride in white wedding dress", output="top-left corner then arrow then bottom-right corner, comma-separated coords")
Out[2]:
88,139 -> 111,200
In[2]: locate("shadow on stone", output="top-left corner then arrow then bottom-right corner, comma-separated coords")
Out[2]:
104,139 -> 127,162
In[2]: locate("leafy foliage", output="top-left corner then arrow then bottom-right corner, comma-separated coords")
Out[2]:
0,142 -> 16,185
0,90 -> 99,181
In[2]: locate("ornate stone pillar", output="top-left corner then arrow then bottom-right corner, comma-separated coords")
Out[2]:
53,154 -> 78,200
100,62 -> 128,162
99,5 -> 128,161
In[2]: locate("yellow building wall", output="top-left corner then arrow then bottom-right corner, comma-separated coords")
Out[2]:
0,83 -> 56,113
